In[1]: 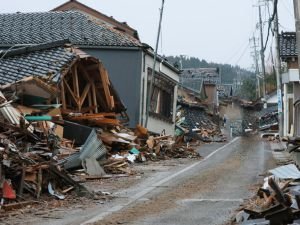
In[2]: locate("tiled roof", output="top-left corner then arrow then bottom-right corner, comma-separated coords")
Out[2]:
0,11 -> 141,47
0,41 -> 76,84
179,77 -> 203,94
279,32 -> 297,58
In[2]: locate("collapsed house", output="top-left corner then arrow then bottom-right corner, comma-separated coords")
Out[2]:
177,74 -> 225,142
0,40 -> 126,125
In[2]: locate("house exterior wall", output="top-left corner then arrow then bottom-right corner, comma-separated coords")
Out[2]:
294,82 -> 300,136
141,53 -> 179,135
287,60 -> 299,69
82,47 -> 142,128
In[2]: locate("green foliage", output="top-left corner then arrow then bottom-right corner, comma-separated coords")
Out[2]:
265,72 -> 277,94
239,77 -> 257,101
165,55 -> 254,83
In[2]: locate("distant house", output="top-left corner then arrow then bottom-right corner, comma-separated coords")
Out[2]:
178,76 -> 206,100
279,32 -> 298,136
180,68 -> 220,113
0,11 -> 179,135
181,68 -> 221,85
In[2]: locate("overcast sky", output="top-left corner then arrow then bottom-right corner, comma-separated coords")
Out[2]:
0,0 -> 295,70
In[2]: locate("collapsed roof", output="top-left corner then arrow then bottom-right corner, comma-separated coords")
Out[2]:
0,40 -> 126,114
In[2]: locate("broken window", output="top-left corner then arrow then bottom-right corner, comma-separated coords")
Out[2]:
147,68 -> 175,122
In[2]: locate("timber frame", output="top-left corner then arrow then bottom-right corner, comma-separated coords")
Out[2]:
59,56 -> 125,115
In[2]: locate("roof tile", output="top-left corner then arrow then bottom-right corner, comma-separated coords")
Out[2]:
0,43 -> 76,84
279,32 -> 298,58
0,11 -> 141,47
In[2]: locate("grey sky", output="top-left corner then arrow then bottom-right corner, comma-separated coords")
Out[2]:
0,0 -> 295,69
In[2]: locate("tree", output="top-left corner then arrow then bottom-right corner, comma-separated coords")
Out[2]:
239,78 -> 257,101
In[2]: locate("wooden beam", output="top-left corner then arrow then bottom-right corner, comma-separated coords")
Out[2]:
73,65 -> 80,99
91,82 -> 98,113
99,64 -> 113,110
63,78 -> 79,106
87,92 -> 93,114
79,83 -> 91,108
60,81 -> 67,109
68,112 -> 117,120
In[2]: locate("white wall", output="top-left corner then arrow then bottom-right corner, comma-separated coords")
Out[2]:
139,52 -> 179,135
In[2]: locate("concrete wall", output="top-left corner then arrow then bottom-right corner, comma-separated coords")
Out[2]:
83,48 -> 142,128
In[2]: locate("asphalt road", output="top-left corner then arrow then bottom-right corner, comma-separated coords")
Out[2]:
94,135 -> 275,225
16,134 -> 274,225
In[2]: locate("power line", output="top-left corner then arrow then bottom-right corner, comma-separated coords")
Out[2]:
235,42 -> 251,65
263,0 -> 278,52
224,39 -> 250,64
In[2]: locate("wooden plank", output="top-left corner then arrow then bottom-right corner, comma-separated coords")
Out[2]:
79,83 -> 91,109
73,65 -> 80,99
91,82 -> 98,113
110,96 -> 115,109
99,64 -> 113,109
36,168 -> 42,199
69,112 -> 117,119
92,118 -> 120,126
63,78 -> 79,105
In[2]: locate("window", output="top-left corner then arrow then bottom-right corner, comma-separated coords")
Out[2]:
147,68 -> 175,122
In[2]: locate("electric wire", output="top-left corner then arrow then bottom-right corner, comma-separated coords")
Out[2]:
263,0 -> 278,52
234,41 -> 251,65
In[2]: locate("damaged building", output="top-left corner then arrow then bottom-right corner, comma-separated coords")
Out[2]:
0,10 -> 180,135
0,40 -> 126,126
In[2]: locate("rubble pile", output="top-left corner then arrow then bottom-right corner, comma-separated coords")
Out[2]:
0,41 -> 211,214
176,102 -> 226,142
259,111 -> 279,131
233,164 -> 300,225
0,91 -> 200,212
0,98 -> 201,209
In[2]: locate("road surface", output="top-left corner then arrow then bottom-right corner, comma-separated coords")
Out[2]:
89,135 -> 275,225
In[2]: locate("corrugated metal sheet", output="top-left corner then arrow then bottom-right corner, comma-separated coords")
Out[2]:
269,164 -> 300,179
79,129 -> 106,161
63,129 -> 106,169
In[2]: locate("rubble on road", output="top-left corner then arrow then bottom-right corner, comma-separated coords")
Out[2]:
232,163 -> 300,225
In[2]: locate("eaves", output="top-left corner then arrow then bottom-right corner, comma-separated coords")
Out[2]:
144,49 -> 180,74
77,45 -> 141,51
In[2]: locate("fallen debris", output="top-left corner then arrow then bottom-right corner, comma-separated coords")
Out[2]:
233,163 -> 300,225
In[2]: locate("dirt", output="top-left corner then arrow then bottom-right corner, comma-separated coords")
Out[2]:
94,154 -> 243,225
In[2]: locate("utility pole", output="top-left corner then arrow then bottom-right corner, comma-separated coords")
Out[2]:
273,0 -> 283,137
250,34 -> 261,98
294,0 -> 300,136
295,0 -> 300,77
145,0 -> 165,128
259,5 -> 267,100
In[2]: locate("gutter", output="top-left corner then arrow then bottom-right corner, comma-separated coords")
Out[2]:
143,49 -> 180,74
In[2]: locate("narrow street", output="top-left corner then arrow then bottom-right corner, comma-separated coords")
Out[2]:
78,135 -> 275,225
